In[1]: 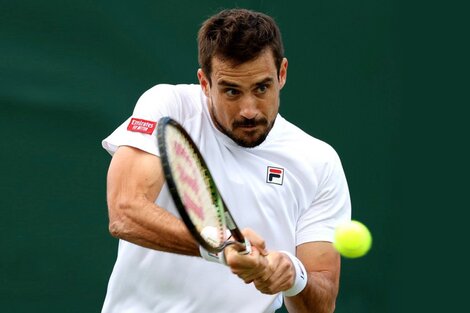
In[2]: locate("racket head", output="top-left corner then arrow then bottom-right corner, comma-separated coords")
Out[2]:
157,117 -> 236,253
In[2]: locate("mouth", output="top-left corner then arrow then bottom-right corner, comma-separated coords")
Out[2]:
237,124 -> 259,130
235,124 -> 264,137
233,119 -> 267,131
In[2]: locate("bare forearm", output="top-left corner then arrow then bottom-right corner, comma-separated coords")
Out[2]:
108,197 -> 199,256
105,146 -> 198,255
284,271 -> 338,313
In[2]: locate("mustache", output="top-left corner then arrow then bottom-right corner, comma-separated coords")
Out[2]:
233,118 -> 268,128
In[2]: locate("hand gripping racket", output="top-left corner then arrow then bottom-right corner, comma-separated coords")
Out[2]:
157,117 -> 251,254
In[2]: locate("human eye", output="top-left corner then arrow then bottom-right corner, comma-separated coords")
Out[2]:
256,84 -> 269,94
224,88 -> 240,97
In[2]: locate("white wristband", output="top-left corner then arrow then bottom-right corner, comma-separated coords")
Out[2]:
199,246 -> 227,265
281,251 -> 308,297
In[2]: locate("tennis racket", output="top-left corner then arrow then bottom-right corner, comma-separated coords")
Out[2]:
157,116 -> 251,254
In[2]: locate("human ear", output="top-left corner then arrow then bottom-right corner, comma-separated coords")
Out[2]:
279,58 -> 288,89
197,69 -> 210,97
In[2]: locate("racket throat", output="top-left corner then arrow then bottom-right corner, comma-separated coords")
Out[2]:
224,211 -> 236,230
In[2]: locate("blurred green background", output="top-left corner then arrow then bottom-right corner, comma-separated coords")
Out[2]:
0,0 -> 402,312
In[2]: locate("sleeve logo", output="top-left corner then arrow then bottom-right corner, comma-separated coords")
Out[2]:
266,166 -> 284,185
127,118 -> 157,134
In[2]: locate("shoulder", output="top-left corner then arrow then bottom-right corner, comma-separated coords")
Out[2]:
275,116 -> 340,162
134,84 -> 205,121
141,83 -> 202,97
269,117 -> 345,186
136,83 -> 203,108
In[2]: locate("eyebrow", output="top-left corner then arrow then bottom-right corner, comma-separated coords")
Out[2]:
217,77 -> 275,88
217,80 -> 240,88
255,77 -> 275,86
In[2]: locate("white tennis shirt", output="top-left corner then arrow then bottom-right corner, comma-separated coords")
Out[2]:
101,84 -> 351,313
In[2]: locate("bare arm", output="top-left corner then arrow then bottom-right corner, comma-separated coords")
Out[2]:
106,146 -> 199,256
283,242 -> 340,313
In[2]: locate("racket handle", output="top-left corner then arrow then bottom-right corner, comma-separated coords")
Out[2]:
223,211 -> 251,254
229,229 -> 251,254
229,225 -> 245,241
238,238 -> 251,255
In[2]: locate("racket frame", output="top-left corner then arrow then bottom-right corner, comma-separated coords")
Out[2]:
157,117 -> 247,254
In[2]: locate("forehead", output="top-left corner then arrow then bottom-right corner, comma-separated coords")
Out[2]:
211,50 -> 278,86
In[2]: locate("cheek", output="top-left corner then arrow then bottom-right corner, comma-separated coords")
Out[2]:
215,103 -> 233,123
210,96 -> 230,122
264,94 -> 280,116
272,102 -> 280,116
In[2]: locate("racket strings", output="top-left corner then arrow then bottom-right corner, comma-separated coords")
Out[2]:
166,126 -> 226,247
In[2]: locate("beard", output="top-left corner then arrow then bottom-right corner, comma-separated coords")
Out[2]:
210,106 -> 276,148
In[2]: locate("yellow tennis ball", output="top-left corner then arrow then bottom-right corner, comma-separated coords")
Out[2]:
333,220 -> 372,258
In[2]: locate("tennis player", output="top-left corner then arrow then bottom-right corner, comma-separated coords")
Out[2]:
101,8 -> 351,313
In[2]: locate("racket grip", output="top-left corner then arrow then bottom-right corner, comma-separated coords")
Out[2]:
228,227 -> 251,254
238,238 -> 252,255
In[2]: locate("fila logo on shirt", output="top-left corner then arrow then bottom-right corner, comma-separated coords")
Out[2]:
266,166 -> 284,185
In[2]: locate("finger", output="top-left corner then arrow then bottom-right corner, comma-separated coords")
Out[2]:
253,270 -> 292,294
225,244 -> 262,269
253,252 -> 295,294
226,240 -> 249,254
253,267 -> 291,294
226,249 -> 269,285
241,228 -> 268,255
234,253 -> 271,285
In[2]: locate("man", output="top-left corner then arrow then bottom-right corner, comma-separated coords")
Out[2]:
101,8 -> 351,313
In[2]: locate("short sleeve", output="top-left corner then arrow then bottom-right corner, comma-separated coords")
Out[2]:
296,149 -> 352,245
101,84 -> 183,156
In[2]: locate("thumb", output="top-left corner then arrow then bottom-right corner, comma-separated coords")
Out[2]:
242,228 -> 268,256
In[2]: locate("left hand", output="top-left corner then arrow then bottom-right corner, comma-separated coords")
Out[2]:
224,229 -> 295,294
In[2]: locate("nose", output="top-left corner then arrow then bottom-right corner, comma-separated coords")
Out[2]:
239,95 -> 259,120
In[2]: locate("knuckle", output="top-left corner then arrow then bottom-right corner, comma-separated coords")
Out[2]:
260,286 -> 275,294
